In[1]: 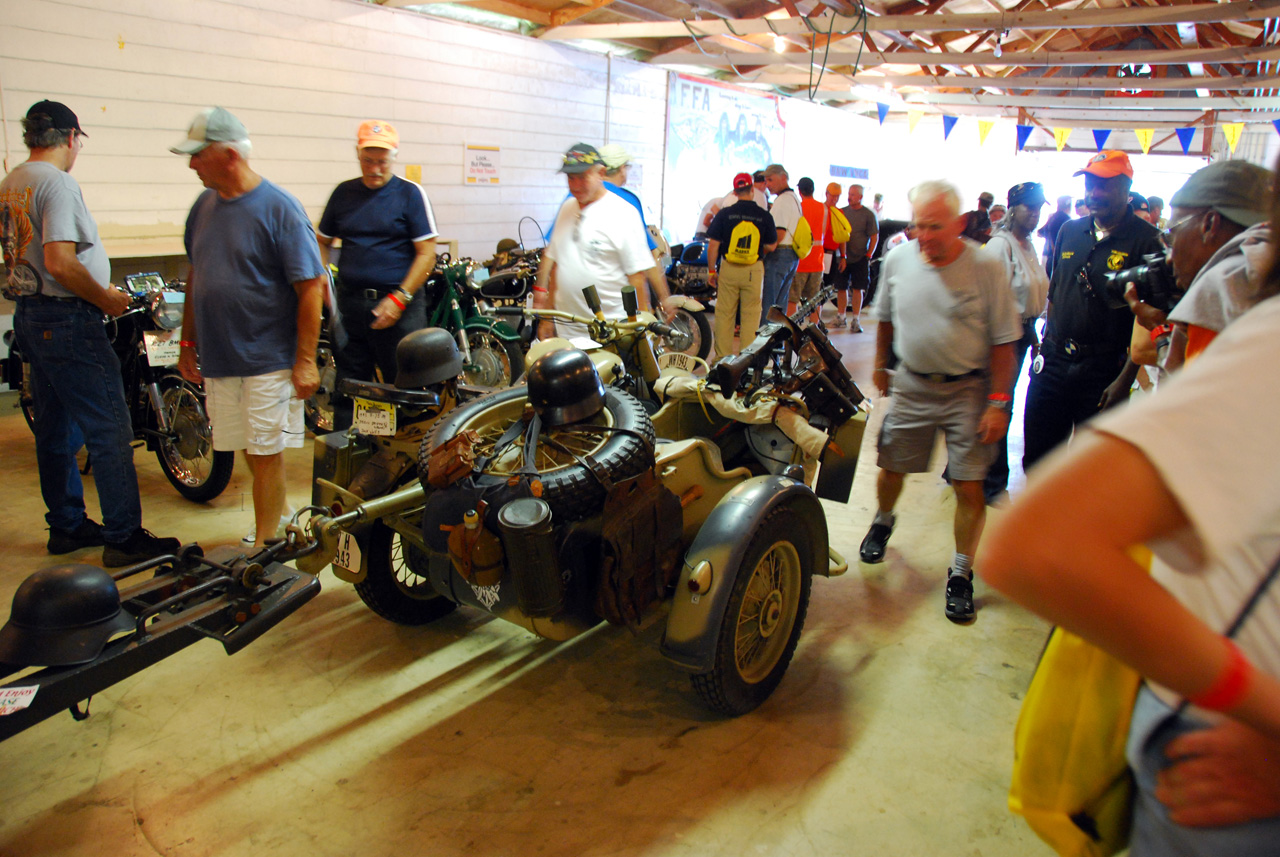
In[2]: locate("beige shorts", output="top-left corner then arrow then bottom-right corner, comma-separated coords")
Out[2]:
789,270 -> 823,304
876,369 -> 994,481
205,369 -> 305,455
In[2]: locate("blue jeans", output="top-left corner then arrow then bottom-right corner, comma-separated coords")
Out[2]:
15,300 -> 142,541
1127,685 -> 1280,856
760,247 -> 799,325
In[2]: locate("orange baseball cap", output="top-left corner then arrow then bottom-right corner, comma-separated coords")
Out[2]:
1074,150 -> 1133,180
357,119 -> 399,150
826,181 -> 842,195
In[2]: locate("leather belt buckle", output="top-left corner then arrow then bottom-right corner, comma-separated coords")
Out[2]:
362,289 -> 379,301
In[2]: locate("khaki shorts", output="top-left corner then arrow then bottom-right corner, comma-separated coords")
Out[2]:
789,270 -> 823,304
876,369 -> 994,481
205,369 -> 305,455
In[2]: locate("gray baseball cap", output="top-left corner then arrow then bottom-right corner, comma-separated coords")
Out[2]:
170,106 -> 249,155
1170,160 -> 1272,228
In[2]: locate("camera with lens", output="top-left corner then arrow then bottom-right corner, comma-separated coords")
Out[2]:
1100,253 -> 1184,313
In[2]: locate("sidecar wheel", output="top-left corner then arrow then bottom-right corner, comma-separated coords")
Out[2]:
155,380 -> 234,503
419,386 -> 653,523
463,328 -> 524,388
354,521 -> 457,625
692,504 -> 813,716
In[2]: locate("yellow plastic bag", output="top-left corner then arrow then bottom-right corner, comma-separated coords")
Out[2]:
1009,626 -> 1141,857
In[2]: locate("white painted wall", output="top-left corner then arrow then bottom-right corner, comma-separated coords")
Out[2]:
0,0 -> 669,259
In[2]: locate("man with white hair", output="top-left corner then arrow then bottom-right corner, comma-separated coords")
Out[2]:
173,107 -> 326,546
859,179 -> 1021,622
317,119 -> 438,431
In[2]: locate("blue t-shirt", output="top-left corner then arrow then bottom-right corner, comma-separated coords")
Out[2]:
184,178 -> 325,378
544,182 -> 658,251
317,175 -> 437,291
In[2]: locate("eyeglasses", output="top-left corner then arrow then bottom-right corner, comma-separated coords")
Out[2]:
1162,212 -> 1202,241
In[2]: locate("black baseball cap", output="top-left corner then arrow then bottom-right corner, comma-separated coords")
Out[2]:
26,100 -> 86,136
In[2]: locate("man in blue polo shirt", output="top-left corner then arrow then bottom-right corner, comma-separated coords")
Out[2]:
318,119 -> 438,429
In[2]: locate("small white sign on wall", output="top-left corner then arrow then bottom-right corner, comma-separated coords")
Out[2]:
464,144 -> 501,185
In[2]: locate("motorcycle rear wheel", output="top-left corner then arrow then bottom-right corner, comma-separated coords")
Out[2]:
155,379 -> 234,502
463,328 -> 524,388
354,521 -> 457,625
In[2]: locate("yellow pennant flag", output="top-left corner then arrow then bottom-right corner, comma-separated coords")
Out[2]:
978,120 -> 994,146
1223,122 -> 1245,153
1053,127 -> 1072,151
908,110 -> 924,133
1135,129 -> 1155,154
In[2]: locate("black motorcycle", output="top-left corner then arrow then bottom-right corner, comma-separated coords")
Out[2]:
3,272 -> 234,502
663,239 -> 716,360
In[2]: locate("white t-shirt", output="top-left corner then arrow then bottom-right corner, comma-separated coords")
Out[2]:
720,189 -> 768,212
873,239 -> 1022,375
1093,293 -> 1280,693
985,229 -> 1049,320
769,188 -> 803,245
547,191 -> 654,338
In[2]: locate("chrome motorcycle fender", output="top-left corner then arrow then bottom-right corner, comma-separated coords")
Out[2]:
659,475 -> 828,673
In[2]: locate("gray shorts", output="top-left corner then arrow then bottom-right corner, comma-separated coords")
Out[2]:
876,369 -> 994,481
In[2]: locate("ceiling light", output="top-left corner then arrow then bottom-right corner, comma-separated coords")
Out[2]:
773,35 -> 786,53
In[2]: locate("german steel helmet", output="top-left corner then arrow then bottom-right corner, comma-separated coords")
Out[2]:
0,564 -> 134,666
526,348 -> 606,426
394,328 -> 463,388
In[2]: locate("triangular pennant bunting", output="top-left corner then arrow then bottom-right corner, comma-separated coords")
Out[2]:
942,115 -> 958,140
1092,129 -> 1111,150
908,110 -> 924,133
978,120 -> 994,146
1053,128 -> 1072,152
1175,127 -> 1196,154
1273,119 -> 1280,136
1223,122 -> 1244,153
877,102 -> 890,125
1016,124 -> 1033,152
1135,129 -> 1154,154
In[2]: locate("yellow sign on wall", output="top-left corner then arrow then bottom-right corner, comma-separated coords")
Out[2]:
465,144 -> 501,185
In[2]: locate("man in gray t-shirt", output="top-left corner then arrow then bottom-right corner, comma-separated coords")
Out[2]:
838,183 -> 878,331
860,179 -> 1020,623
3,101 -> 179,566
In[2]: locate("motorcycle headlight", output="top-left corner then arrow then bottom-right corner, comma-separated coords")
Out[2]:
467,267 -> 489,290
149,290 -> 185,330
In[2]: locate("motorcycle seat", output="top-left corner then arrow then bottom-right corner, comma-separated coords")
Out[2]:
336,378 -> 441,410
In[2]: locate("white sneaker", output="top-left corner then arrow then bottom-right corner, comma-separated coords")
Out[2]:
242,510 -> 295,546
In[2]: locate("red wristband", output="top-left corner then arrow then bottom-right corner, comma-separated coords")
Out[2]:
1189,638 -> 1253,711
988,392 -> 1012,402
386,292 -> 406,311
1150,323 -> 1174,343
179,340 -> 196,348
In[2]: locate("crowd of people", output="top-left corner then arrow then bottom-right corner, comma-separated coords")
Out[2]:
7,98 -> 1279,853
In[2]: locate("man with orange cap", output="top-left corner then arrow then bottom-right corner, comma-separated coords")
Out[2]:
317,119 -> 438,431
1021,150 -> 1163,472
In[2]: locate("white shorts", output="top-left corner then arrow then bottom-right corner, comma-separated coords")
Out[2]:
205,369 -> 305,455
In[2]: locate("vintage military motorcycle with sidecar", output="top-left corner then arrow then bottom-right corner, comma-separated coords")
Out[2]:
301,288 -> 867,715
3,272 -> 234,502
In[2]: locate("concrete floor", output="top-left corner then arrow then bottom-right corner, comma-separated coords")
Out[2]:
0,321 -> 1054,857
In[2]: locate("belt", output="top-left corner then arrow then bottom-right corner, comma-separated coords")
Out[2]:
904,366 -> 984,383
343,288 -> 391,301
1045,336 -> 1118,360
19,293 -> 81,304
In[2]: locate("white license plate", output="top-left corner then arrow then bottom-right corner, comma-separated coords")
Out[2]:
143,332 -> 181,367
353,397 -> 396,436
657,350 -> 697,372
334,531 -> 362,575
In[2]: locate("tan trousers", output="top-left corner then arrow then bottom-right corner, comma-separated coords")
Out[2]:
715,260 -> 764,356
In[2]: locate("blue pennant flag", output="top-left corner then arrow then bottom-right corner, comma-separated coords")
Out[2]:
1093,129 -> 1111,150
1175,127 -> 1196,154
1016,124 -> 1033,151
942,115 -> 958,140
1273,119 -> 1280,136
877,102 -> 890,125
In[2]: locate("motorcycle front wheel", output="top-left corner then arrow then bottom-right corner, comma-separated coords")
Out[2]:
463,328 -> 524,388
657,307 -> 712,361
354,520 -> 458,625
155,379 -> 234,502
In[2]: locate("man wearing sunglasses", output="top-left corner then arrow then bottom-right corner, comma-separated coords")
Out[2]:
1022,150 -> 1164,473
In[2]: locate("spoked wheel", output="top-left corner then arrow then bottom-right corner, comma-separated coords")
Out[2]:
354,520 -> 457,625
657,307 -> 712,361
155,380 -> 234,502
463,328 -> 524,388
305,342 -> 337,434
693,504 -> 813,716
420,386 -> 654,523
